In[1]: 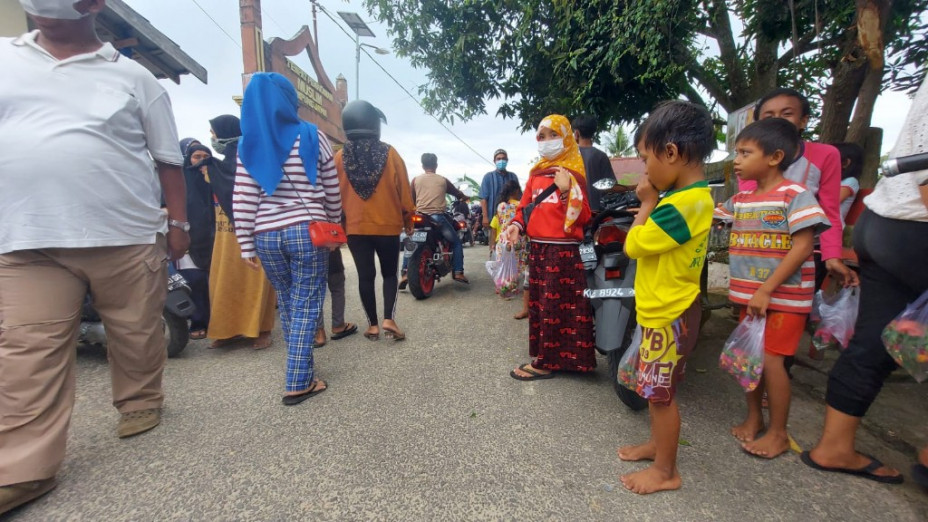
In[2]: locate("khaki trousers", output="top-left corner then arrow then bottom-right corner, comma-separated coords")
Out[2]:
0,238 -> 167,486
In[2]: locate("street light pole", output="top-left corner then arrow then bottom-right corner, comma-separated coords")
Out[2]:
355,33 -> 360,100
338,11 -> 377,101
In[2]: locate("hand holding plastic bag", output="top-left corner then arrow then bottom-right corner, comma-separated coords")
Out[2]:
812,288 -> 860,351
719,316 -> 766,392
488,240 -> 522,298
617,326 -> 643,390
883,290 -> 928,383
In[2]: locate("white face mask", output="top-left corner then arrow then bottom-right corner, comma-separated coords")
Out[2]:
538,138 -> 565,160
20,0 -> 86,20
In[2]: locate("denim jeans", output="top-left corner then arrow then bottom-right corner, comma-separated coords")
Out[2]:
402,214 -> 464,274
431,213 -> 464,273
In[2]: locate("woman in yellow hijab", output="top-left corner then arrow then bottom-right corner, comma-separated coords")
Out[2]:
503,114 -> 594,380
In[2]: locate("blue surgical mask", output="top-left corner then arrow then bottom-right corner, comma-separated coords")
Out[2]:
495,160 -> 508,171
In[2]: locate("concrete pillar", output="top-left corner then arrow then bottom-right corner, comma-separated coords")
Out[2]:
335,74 -> 348,107
240,0 -> 264,88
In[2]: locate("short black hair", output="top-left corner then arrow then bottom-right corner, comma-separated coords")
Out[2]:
421,153 -> 438,170
635,100 -> 715,165
753,87 -> 811,121
497,180 -> 522,205
832,142 -> 864,180
735,118 -> 800,171
572,115 -> 597,140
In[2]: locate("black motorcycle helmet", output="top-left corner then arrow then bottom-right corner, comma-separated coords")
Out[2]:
342,100 -> 387,140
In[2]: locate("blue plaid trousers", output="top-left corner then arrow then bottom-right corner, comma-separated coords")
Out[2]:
256,223 -> 328,392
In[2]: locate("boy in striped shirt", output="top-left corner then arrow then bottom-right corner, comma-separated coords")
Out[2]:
716,118 -> 830,459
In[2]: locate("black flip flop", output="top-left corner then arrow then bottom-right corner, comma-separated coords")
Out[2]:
800,451 -> 904,485
330,323 -> 358,340
453,273 -> 470,285
510,363 -> 555,381
912,464 -> 928,489
282,380 -> 327,406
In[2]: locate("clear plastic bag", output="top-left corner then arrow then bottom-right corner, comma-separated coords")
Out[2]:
490,242 -> 522,298
719,316 -> 766,392
883,290 -> 928,383
617,326 -> 642,390
812,288 -> 860,351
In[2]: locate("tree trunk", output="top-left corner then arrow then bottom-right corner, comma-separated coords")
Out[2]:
819,0 -> 892,143
846,64 -> 884,145
819,51 -> 868,143
859,126 -> 883,190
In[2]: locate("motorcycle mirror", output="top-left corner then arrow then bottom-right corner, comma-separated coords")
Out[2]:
592,178 -> 617,191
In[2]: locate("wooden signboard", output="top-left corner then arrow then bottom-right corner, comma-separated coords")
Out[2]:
240,0 -> 348,145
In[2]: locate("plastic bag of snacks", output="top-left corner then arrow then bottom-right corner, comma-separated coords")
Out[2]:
812,288 -> 860,351
490,242 -> 522,298
883,290 -> 928,383
719,316 -> 766,392
617,326 -> 643,390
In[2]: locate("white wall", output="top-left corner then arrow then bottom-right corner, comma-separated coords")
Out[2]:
0,0 -> 28,37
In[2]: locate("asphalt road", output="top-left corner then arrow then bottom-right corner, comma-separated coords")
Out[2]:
6,246 -> 928,521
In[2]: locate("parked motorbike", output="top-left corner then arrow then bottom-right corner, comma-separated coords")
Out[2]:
448,203 -> 474,247
580,178 -> 648,411
404,212 -> 456,299
79,266 -> 196,358
470,204 -> 489,245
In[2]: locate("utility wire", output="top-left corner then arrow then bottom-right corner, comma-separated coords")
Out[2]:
314,2 -> 492,165
190,0 -> 241,49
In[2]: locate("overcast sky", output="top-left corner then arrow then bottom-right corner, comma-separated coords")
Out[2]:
129,0 -> 916,188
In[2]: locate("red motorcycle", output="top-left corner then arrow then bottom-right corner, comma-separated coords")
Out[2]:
404,212 -> 457,300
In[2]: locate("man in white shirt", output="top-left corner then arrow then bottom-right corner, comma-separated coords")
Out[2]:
0,1 -> 189,513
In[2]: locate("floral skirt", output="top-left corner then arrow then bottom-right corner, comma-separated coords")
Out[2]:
528,242 -> 595,372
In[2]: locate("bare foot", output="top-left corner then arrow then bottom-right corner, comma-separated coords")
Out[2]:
808,447 -> 901,479
511,364 -> 551,379
251,332 -> 272,350
514,310 -> 529,320
284,379 -> 327,396
620,465 -> 681,495
742,431 -> 789,459
731,418 -> 765,442
315,328 -> 327,346
617,440 -> 656,462
208,336 -> 241,349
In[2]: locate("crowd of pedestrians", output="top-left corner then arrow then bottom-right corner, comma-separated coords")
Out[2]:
2,0 -> 927,515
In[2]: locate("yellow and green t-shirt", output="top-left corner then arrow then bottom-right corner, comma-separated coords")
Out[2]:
626,181 -> 713,328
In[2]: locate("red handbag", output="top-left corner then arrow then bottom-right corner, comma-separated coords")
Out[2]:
308,221 -> 347,249
280,169 -> 347,249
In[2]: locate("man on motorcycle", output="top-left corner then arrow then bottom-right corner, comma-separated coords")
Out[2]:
401,153 -> 470,287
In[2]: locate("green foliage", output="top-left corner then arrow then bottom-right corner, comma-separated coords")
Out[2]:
455,174 -> 482,201
363,0 -> 696,132
601,126 -> 634,157
364,0 -> 928,133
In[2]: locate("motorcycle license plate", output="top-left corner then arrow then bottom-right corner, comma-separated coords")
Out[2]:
578,242 -> 597,267
583,287 -> 635,299
411,231 -> 428,242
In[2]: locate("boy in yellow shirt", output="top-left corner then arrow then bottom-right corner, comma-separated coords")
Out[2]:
617,101 -> 715,494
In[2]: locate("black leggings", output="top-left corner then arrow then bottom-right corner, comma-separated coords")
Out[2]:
826,209 -> 928,417
347,235 -> 401,326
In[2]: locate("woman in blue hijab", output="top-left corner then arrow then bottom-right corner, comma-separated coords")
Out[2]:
232,73 -> 343,406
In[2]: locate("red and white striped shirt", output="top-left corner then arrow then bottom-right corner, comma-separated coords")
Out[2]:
233,133 -> 342,258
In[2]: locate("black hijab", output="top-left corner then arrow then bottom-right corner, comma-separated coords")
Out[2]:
343,138 -> 390,200
208,115 -> 242,223
209,115 -> 241,140
183,144 -> 217,268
